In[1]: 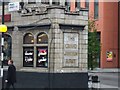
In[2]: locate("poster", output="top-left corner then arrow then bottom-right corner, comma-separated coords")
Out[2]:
23,47 -> 34,67
106,51 -> 113,61
37,47 -> 48,67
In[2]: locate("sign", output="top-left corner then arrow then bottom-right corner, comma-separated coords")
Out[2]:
8,2 -> 19,12
63,33 -> 79,67
0,14 -> 11,22
0,24 -> 7,32
106,51 -> 113,61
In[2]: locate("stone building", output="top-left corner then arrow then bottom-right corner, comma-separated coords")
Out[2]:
1,1 -> 88,73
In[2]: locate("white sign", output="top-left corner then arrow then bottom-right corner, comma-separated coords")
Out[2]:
63,33 -> 79,67
8,2 -> 19,12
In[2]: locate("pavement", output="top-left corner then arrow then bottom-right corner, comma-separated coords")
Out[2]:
88,68 -> 119,73
88,68 -> 120,89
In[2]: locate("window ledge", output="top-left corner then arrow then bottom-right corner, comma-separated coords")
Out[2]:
19,67 -> 48,72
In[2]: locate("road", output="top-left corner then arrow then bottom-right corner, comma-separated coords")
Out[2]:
89,72 -> 119,89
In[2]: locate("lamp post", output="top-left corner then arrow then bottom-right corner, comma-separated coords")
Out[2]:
0,1 -> 7,89
0,25 -> 7,90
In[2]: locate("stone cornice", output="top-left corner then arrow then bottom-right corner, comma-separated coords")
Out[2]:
7,23 -> 51,31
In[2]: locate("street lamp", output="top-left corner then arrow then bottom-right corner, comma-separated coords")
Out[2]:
0,25 -> 7,32
0,24 -> 7,90
0,1 -> 7,89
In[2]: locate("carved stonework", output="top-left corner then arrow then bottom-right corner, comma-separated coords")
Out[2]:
63,33 -> 79,67
19,4 -> 48,16
13,26 -> 19,31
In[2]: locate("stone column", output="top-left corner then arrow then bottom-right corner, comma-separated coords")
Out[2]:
48,7 -> 64,73
12,26 -> 23,70
49,22 -> 56,73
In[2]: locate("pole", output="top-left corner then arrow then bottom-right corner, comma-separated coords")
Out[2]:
1,1 -> 5,89
118,1 -> 120,68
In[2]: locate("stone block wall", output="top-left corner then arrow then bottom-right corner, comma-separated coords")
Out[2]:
4,6 -> 88,73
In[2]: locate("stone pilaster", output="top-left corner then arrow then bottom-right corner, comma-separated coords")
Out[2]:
12,26 -> 23,70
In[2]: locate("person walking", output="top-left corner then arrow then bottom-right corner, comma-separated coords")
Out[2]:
5,60 -> 16,90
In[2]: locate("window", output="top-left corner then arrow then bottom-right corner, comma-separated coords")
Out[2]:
65,0 -> 70,11
23,33 -> 34,44
94,0 -> 99,19
41,0 -> 49,4
3,34 -> 12,65
23,47 -> 34,67
36,47 -> 48,67
37,32 -> 48,44
28,2 -> 36,4
97,32 -> 101,68
23,33 -> 34,67
85,0 -> 89,9
0,1 -> 9,6
37,32 -> 48,67
28,0 -> 36,4
52,0 -> 60,5
22,0 -> 36,4
23,32 -> 48,68
75,0 -> 80,11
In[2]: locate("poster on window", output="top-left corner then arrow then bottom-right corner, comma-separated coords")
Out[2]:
106,51 -> 113,62
37,47 -> 48,67
23,47 -> 34,67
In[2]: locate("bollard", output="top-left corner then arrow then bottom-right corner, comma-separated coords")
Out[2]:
91,75 -> 100,89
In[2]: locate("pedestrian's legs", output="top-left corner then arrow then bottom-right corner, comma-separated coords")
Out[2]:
5,83 -> 11,90
11,83 -> 15,90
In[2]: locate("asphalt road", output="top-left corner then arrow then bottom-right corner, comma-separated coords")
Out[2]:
99,72 -> 119,87
89,72 -> 119,88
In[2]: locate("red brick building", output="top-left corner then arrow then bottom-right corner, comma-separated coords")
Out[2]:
70,0 -> 119,68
